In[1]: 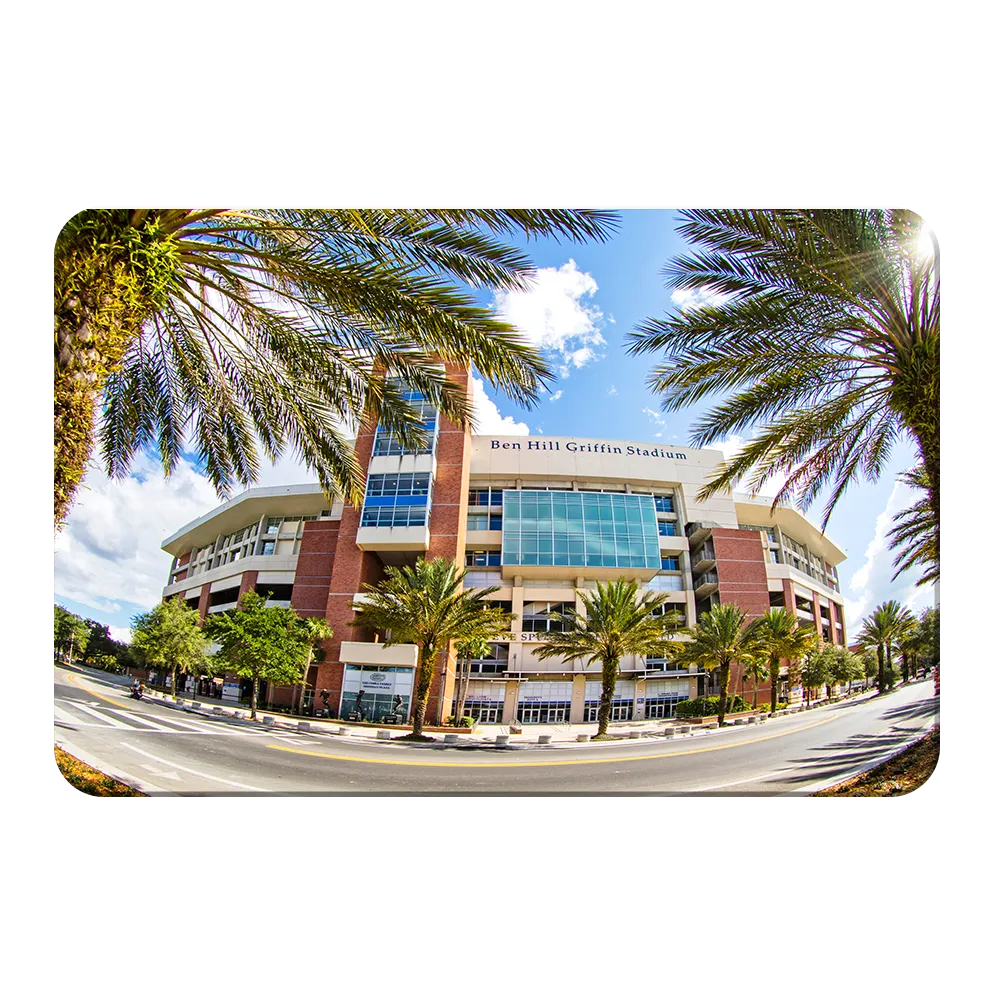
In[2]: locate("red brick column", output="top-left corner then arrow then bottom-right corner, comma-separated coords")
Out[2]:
713,529 -> 771,703
424,363 -> 471,723
239,570 -> 258,598
315,416 -> 383,715
197,583 -> 211,623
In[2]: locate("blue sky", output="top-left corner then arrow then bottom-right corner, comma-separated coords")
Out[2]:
53,210 -> 932,641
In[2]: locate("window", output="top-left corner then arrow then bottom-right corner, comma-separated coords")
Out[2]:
660,557 -> 680,571
658,521 -> 678,537
467,514 -> 502,531
769,591 -> 787,608
371,396 -> 437,456
650,574 -> 684,591
650,602 -> 687,622
653,494 -> 674,513
465,549 -> 501,567
468,642 -> 509,674
255,583 -> 294,602
366,473 -> 430,498
265,517 -> 282,535
360,506 -> 428,528
468,486 -> 505,507
501,490 -> 660,570
361,471 -> 431,528
261,540 -> 276,555
521,601 -> 573,633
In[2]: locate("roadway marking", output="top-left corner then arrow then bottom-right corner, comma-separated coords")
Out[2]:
141,765 -> 182,781
65,670 -> 132,709
119,743 -> 267,791
264,716 -> 835,769
692,770 -> 787,791
70,702 -> 131,728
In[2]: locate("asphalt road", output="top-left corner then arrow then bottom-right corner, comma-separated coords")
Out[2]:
53,664 -> 939,795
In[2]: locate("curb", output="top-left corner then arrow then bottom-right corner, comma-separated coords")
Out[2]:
54,737 -> 170,796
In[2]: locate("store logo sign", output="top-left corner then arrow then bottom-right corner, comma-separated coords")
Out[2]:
368,673 -> 387,682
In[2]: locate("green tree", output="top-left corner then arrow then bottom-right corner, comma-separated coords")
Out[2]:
813,644 -> 864,699
740,652 -> 770,709
746,608 -> 818,716
54,209 -> 618,524
916,606 -> 940,671
453,637 -> 495,725
205,591 -> 312,720
860,648 -> 878,690
628,210 -> 939,584
534,580 -> 683,739
131,597 -> 211,698
800,652 -> 829,707
857,601 -> 914,695
54,605 -> 90,663
293,615 -> 334,716
675,603 -> 761,728
348,558 -> 514,738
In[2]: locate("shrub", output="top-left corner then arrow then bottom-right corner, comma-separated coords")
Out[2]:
446,715 -> 476,728
674,695 -> 752,718
757,702 -> 789,713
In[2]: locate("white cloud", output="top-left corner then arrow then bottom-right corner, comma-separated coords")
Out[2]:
470,377 -> 529,435
55,453 -> 221,614
643,407 -> 666,428
492,259 -> 607,378
607,385 -> 618,396
671,286 -> 734,313
109,625 -> 132,644
844,479 -> 936,638
549,390 -> 563,402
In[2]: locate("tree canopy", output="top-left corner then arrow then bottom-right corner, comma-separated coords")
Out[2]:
131,597 -> 211,697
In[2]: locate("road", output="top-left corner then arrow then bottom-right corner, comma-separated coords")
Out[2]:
53,664 -> 939,795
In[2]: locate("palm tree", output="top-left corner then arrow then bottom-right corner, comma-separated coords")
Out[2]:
294,616 -> 334,716
887,464 -> 939,587
676,604 -> 762,727
534,579 -> 683,739
348,558 -> 514,739
628,210 -> 939,581
453,637 -> 496,724
858,600 -> 915,694
740,653 -> 770,709
54,209 -> 618,524
747,608 -> 818,715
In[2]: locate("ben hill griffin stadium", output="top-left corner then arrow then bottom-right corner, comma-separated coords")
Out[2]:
156,368 -> 848,724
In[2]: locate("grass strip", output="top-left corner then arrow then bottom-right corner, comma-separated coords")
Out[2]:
54,746 -> 145,797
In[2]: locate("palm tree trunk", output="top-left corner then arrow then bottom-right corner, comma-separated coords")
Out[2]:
410,646 -> 437,738
250,676 -> 258,720
455,653 -> 471,722
170,665 -> 177,698
717,660 -> 731,727
296,650 -> 313,715
876,645 -> 885,694
596,657 -> 619,738
54,294 -> 147,526
770,658 -> 779,714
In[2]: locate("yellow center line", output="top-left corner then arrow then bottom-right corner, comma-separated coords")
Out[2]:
65,669 -> 133,709
265,716 -> 835,768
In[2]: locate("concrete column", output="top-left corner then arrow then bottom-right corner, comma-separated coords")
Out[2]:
503,679 -> 520,724
634,676 -> 646,720
570,673 -> 587,723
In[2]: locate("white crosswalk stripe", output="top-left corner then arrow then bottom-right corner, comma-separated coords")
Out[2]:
54,700 -> 236,735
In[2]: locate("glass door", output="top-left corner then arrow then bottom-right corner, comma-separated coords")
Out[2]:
520,707 -> 541,723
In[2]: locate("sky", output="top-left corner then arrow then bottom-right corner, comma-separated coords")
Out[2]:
53,210 -> 935,643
